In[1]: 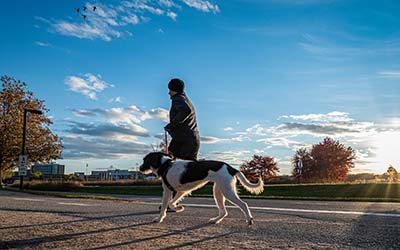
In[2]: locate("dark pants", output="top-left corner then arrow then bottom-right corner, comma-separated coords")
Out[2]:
168,138 -> 199,161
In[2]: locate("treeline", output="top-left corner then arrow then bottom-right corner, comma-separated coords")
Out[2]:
240,137 -> 398,184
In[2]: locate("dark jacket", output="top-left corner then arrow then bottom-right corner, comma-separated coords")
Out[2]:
165,92 -> 199,141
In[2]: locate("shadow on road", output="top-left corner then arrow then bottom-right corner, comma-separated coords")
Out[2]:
0,220 -> 155,249
158,230 -> 235,250
0,209 -> 236,250
85,222 -> 236,250
349,205 -> 400,249
0,208 -> 158,230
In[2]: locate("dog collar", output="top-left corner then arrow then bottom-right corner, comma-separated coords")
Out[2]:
157,160 -> 176,193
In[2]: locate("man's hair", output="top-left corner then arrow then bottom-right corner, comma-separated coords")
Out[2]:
168,78 -> 185,93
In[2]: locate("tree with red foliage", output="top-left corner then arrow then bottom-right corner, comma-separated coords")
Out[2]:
292,137 -> 356,183
292,148 -> 314,183
386,165 -> 398,182
240,155 -> 279,181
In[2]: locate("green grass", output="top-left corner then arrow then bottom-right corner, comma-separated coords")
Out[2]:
14,182 -> 400,202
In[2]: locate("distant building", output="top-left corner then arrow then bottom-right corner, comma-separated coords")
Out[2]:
74,172 -> 85,181
85,169 -> 145,181
32,162 -> 65,180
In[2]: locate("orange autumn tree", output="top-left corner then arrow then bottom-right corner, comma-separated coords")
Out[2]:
292,148 -> 314,183
386,165 -> 399,182
240,155 -> 279,181
0,76 -> 63,184
292,137 -> 356,183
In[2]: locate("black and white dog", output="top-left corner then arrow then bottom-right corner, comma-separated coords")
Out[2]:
139,152 -> 264,225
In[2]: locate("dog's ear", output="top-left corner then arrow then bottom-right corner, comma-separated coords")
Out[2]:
155,153 -> 165,168
146,152 -> 162,169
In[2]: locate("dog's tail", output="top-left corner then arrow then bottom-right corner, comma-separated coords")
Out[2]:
235,171 -> 264,195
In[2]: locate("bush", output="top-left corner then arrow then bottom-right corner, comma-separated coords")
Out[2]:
14,180 -> 83,191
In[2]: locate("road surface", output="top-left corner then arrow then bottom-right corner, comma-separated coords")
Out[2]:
1,190 -> 399,249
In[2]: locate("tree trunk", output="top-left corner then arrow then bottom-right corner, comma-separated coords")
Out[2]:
0,159 -> 3,186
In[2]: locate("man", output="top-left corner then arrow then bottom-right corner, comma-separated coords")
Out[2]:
164,78 -> 200,161
161,78 -> 200,213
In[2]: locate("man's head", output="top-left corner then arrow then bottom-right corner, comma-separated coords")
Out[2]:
168,78 -> 184,97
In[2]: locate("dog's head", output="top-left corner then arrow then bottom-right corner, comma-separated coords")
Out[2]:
139,152 -> 171,175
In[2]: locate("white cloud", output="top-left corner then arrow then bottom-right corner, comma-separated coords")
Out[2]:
378,71 -> 400,78
257,137 -> 303,149
66,121 -> 149,138
167,11 -> 178,21
205,150 -> 252,166
200,136 -> 228,144
108,97 -> 122,103
122,14 -> 140,25
62,134 -> 151,159
299,33 -> 400,58
182,0 -> 220,13
265,121 -> 375,138
65,73 -> 114,100
53,21 -> 118,42
279,111 -> 353,122
238,112 -> 400,173
71,105 -> 169,124
159,0 -> 178,8
35,41 -> 52,47
267,0 -> 336,5
223,127 -> 234,131
244,124 -> 269,136
37,0 -> 220,41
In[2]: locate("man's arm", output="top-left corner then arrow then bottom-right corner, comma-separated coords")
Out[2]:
165,97 -> 190,132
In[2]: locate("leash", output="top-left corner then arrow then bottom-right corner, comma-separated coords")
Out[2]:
164,129 -> 169,154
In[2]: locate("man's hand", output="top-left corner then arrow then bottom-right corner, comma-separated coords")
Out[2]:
164,123 -> 174,132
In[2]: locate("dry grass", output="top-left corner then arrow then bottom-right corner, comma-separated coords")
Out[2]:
11,180 -> 83,191
82,179 -> 161,186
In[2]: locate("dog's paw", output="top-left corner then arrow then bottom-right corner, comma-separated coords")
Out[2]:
174,205 -> 184,213
208,217 -> 222,224
152,216 -> 164,223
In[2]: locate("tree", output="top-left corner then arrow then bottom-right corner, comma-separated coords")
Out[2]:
65,173 -> 77,181
386,165 -> 398,182
292,148 -> 314,183
152,140 -> 168,154
292,137 -> 356,183
240,155 -> 279,181
31,171 -> 42,180
0,76 -> 63,184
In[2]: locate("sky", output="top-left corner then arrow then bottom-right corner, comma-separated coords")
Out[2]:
1,0 -> 399,175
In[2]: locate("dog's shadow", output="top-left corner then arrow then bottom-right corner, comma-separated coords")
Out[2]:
87,219 -> 238,250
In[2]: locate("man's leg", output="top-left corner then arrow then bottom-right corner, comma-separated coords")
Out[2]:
179,140 -> 199,161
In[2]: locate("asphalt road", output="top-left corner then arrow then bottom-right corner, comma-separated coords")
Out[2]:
0,190 -> 399,250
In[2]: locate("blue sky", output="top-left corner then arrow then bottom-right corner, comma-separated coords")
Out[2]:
1,0 -> 399,175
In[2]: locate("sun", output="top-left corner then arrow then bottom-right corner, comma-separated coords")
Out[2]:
371,131 -> 400,173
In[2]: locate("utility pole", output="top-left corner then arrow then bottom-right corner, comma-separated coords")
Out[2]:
86,163 -> 88,181
19,109 -> 42,190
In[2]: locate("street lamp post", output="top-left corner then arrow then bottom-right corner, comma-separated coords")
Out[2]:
20,108 -> 43,190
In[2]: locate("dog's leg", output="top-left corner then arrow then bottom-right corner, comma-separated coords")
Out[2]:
169,191 -> 186,212
220,180 -> 254,226
153,184 -> 173,223
209,183 -> 227,224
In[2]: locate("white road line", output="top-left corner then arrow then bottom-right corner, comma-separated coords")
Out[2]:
136,201 -> 400,218
57,202 -> 97,207
12,198 -> 45,202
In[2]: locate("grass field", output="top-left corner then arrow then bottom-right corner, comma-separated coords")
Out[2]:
16,182 -> 400,202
